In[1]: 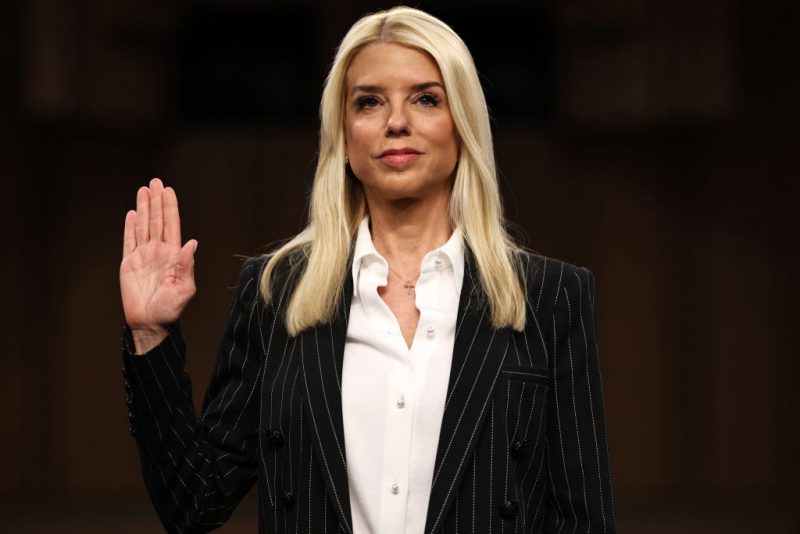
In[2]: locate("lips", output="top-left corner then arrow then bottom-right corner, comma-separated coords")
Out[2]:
378,147 -> 422,166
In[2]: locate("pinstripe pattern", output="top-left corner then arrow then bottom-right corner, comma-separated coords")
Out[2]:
122,251 -> 616,533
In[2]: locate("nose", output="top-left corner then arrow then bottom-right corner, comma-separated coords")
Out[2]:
385,103 -> 410,137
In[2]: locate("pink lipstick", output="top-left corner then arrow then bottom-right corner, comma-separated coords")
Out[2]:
378,148 -> 422,166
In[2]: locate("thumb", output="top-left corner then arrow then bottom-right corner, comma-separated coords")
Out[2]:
176,239 -> 197,282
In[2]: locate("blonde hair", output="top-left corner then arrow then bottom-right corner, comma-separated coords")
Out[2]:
260,6 -> 526,334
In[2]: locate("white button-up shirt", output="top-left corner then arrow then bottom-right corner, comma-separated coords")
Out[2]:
342,217 -> 464,534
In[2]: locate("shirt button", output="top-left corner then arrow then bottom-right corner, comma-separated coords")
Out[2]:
434,258 -> 442,269
391,483 -> 399,494
396,396 -> 405,409
426,326 -> 435,337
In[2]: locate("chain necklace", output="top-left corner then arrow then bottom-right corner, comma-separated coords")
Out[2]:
387,265 -> 420,295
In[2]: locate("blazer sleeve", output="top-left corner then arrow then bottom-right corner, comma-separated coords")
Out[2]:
544,266 -> 617,533
121,258 -> 267,533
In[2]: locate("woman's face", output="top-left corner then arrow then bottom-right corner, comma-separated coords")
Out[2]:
344,43 -> 458,202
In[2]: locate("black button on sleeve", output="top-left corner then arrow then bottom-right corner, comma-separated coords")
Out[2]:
267,429 -> 285,449
499,499 -> 519,520
510,439 -> 528,459
281,490 -> 295,509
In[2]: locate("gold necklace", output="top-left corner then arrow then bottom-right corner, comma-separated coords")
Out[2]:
387,265 -> 420,295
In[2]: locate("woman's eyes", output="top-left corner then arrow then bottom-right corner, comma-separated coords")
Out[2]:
354,93 -> 441,110
415,93 -> 440,107
355,96 -> 381,109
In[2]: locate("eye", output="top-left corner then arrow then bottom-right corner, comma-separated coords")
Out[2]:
416,93 -> 440,107
355,95 -> 381,110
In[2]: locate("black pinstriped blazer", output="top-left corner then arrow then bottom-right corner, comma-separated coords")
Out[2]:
121,249 -> 617,533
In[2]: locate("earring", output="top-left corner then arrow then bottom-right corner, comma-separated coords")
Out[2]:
345,155 -> 349,165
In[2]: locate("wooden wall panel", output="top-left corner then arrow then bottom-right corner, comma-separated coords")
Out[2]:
0,137 -> 27,492
702,233 -> 775,488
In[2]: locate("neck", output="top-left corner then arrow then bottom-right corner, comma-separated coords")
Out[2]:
366,194 -> 452,276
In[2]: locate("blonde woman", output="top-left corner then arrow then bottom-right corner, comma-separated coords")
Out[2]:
120,6 -> 616,533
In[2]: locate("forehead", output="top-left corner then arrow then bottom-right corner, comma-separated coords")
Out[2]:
346,43 -> 444,89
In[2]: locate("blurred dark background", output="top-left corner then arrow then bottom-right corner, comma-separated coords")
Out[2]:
1,0 -> 798,532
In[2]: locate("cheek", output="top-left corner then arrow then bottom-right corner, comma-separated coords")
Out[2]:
345,121 -> 377,181
346,120 -> 377,156
430,122 -> 458,166
427,118 -> 457,151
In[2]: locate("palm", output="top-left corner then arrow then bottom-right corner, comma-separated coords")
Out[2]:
120,178 -> 197,334
121,241 -> 191,327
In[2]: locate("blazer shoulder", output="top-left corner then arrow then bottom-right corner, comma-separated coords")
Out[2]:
517,250 -> 595,312
223,256 -> 268,312
248,248 -> 309,311
241,254 -> 269,277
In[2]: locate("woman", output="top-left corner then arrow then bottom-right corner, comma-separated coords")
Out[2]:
120,6 -> 616,534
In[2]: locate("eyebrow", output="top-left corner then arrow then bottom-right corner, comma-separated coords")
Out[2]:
350,81 -> 444,96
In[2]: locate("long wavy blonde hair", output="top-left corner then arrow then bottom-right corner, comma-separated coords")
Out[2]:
260,6 -> 526,335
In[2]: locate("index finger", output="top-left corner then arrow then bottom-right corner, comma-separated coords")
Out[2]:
163,186 -> 181,246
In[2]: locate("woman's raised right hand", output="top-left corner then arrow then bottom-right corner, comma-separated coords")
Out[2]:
120,178 -> 198,354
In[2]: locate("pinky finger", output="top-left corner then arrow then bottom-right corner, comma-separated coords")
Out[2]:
123,210 -> 137,257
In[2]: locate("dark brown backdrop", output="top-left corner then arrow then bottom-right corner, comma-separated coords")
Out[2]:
1,1 -> 797,532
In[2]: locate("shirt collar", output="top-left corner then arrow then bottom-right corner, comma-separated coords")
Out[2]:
438,224 -> 465,295
351,216 -> 464,297
351,216 -> 383,297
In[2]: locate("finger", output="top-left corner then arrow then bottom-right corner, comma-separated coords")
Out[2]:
175,239 -> 198,284
123,210 -> 137,257
135,186 -> 150,244
149,177 -> 165,242
163,187 -> 181,246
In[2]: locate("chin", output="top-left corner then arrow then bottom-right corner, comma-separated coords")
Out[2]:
357,169 -> 453,203
361,174 -> 420,197
374,186 -> 426,202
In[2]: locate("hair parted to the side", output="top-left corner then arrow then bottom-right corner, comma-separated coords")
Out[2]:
260,6 -> 527,335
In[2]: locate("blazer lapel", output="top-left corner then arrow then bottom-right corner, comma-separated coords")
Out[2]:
300,270 -> 354,534
424,250 -> 512,534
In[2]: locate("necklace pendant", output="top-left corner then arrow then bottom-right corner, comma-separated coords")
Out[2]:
403,281 -> 414,294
